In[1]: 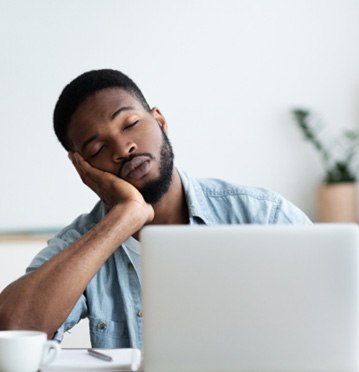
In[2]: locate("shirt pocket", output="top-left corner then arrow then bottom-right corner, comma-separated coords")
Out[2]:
89,316 -> 130,348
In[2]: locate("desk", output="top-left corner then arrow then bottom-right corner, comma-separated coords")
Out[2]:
42,348 -> 142,371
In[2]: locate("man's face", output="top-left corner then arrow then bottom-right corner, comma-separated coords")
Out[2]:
67,88 -> 174,204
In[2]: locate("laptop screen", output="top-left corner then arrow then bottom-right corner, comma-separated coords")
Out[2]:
141,224 -> 359,372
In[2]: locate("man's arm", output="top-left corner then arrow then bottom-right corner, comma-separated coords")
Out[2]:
0,153 -> 154,338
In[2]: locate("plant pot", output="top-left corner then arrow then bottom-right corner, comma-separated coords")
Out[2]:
316,182 -> 358,222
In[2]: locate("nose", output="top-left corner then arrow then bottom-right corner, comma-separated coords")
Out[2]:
111,139 -> 137,163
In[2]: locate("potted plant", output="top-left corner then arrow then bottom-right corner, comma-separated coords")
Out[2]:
291,109 -> 359,222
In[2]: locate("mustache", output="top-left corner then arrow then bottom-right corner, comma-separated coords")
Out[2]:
117,153 -> 155,177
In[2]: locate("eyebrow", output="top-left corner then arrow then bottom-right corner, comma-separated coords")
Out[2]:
81,105 -> 134,152
111,105 -> 133,120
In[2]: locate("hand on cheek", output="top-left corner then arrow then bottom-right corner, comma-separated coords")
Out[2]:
67,151 -> 154,223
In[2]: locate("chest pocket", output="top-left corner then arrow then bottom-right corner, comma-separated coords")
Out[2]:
89,316 -> 130,348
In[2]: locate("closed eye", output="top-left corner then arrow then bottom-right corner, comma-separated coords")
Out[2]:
90,146 -> 104,158
124,120 -> 139,131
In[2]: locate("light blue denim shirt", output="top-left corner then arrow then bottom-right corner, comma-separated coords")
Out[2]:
26,170 -> 311,348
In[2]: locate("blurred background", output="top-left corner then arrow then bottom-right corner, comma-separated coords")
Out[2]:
1,0 -> 359,231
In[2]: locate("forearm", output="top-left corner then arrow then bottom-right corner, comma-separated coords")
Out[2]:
0,202 -> 147,337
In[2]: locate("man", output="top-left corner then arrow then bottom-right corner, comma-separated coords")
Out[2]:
0,69 -> 311,348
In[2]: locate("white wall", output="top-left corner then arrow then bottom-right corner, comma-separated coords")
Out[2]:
1,0 -> 359,230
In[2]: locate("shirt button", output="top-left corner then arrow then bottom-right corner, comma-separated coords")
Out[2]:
137,310 -> 143,318
96,321 -> 106,330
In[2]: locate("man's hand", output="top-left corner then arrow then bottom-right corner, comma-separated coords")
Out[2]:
68,152 -> 154,223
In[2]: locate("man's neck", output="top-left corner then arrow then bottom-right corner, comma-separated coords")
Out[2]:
133,168 -> 189,240
151,168 -> 189,225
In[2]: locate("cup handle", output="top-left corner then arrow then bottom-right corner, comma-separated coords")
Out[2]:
41,340 -> 61,367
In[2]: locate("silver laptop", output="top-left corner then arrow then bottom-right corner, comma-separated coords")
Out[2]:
140,224 -> 359,372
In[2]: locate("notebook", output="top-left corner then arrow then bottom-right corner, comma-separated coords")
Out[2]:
140,224 -> 359,372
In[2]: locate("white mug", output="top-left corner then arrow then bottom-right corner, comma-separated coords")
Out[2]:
0,330 -> 60,372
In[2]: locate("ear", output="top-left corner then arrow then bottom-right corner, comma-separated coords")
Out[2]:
151,107 -> 168,134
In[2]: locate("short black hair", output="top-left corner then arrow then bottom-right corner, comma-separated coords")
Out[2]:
53,69 -> 151,150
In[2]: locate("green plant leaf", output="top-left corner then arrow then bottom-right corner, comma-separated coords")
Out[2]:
291,109 -> 358,184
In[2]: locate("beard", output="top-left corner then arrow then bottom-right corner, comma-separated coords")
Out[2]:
138,130 -> 174,204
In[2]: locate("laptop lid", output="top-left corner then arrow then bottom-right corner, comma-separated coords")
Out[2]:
140,224 -> 359,372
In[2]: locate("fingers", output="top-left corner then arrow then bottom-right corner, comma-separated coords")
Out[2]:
68,151 -> 87,181
68,152 -> 107,192
68,151 -> 83,177
67,151 -> 147,212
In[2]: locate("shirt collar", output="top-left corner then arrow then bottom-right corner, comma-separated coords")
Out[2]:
96,168 -> 216,225
177,168 -> 216,225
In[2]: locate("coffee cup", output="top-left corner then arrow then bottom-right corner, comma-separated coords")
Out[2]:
0,330 -> 60,372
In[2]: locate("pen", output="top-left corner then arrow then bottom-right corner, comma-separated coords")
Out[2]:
87,348 -> 113,362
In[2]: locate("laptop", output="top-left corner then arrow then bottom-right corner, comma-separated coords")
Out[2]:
140,224 -> 359,372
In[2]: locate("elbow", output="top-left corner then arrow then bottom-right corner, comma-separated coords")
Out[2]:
0,283 -> 59,338
0,310 -> 55,339
0,302 -> 37,332
0,290 -> 24,330
0,304 -> 56,339
0,308 -> 21,331
0,299 -> 29,331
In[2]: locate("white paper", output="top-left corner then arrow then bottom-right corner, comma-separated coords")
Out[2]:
41,348 -> 142,371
